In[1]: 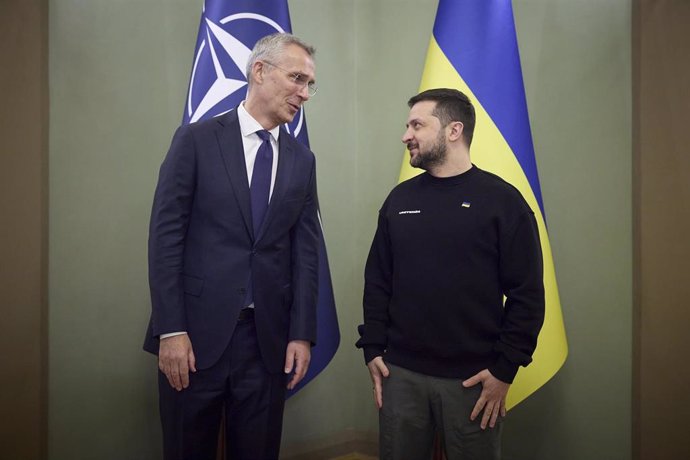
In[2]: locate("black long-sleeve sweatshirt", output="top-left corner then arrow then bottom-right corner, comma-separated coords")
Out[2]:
356,166 -> 545,383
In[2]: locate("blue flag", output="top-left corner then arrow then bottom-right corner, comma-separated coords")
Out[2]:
182,0 -> 340,396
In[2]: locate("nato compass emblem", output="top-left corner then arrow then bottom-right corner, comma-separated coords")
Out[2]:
184,6 -> 307,141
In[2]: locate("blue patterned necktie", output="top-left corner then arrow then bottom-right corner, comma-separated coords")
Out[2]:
245,129 -> 273,307
250,130 -> 273,235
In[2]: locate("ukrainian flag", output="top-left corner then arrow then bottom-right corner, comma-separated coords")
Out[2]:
400,0 -> 568,409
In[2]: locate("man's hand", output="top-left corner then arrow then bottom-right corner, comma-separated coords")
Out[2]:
158,334 -> 196,391
462,369 -> 510,429
285,340 -> 311,390
366,356 -> 389,410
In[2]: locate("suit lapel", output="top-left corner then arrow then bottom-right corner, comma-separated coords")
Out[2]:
256,127 -> 295,241
216,110 -> 254,239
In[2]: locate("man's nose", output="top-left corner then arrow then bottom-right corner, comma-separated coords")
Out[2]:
298,84 -> 310,101
401,129 -> 412,144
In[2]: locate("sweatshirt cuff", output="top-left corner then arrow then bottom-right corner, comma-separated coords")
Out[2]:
489,354 -> 520,384
363,347 -> 385,366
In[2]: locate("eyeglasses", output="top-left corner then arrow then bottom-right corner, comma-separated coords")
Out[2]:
262,60 -> 318,97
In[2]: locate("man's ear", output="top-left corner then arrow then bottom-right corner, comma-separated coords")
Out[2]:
251,61 -> 265,85
448,121 -> 464,142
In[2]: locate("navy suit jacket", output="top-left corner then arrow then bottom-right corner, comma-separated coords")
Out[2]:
144,109 -> 320,373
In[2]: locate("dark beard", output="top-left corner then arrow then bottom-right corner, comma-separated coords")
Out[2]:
410,135 -> 447,171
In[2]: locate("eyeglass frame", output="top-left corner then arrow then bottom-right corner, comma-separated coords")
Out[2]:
261,60 -> 318,97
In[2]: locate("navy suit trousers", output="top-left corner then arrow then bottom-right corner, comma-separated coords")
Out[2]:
159,316 -> 287,460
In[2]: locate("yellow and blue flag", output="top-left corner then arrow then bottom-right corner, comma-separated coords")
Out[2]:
400,0 -> 568,409
182,0 -> 340,396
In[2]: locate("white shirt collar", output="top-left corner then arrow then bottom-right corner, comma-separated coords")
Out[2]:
237,102 -> 280,142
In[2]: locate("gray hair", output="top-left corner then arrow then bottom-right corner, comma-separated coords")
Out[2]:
245,33 -> 316,81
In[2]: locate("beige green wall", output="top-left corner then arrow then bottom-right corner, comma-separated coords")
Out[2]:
47,1 -> 631,459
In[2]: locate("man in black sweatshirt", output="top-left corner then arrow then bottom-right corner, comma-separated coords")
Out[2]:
356,88 -> 545,459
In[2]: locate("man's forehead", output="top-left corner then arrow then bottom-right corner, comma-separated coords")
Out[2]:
280,45 -> 314,65
408,101 -> 438,122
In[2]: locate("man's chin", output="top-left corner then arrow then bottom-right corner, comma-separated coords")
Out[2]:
281,112 -> 297,125
286,105 -> 301,119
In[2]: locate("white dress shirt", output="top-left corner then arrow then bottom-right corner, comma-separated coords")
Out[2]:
237,102 -> 280,198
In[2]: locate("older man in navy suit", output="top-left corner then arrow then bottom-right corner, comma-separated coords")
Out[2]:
144,33 -> 320,460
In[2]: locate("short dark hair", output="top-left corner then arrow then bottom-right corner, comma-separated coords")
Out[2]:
408,88 -> 476,147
